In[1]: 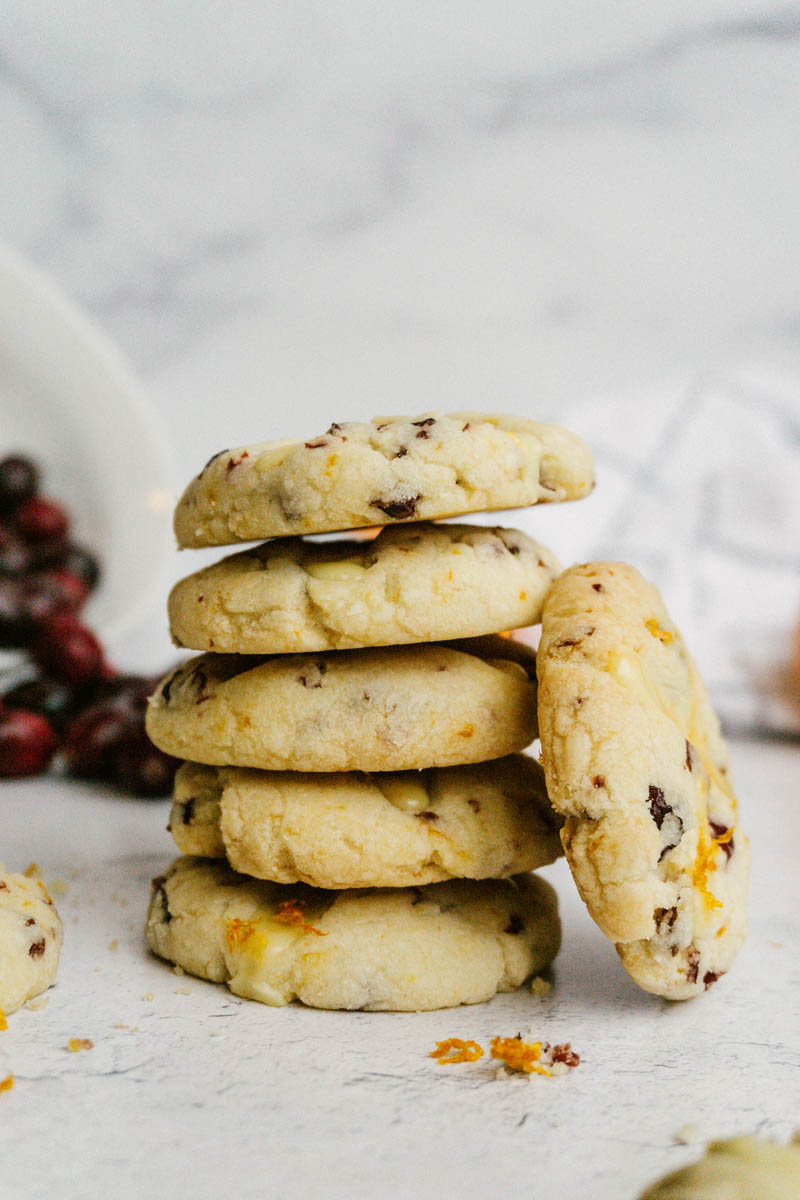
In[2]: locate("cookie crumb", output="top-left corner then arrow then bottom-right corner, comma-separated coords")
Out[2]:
141,992 -> 155,1002
172,964 -> 185,976
66,1038 -> 93,1053
24,996 -> 48,1012
530,976 -> 551,996
675,1123 -> 701,1144
429,1038 -> 484,1065
0,1074 -> 13,1093
108,939 -> 119,952
23,862 -> 41,879
47,878 -> 69,899
174,988 -> 191,996
490,1035 -> 580,1078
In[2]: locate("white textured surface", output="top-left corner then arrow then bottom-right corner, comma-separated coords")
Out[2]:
0,741 -> 798,1199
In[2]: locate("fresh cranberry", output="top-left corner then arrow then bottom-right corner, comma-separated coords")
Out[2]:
93,673 -> 159,716
64,704 -> 138,780
29,570 -> 89,614
0,709 -> 58,777
33,612 -> 105,684
0,578 -> 26,648
34,541 -> 101,591
2,677 -> 87,733
0,526 -> 32,578
14,497 -> 70,543
0,456 -> 40,516
111,729 -> 179,797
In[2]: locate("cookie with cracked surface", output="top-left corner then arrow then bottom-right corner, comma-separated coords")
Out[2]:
168,522 -> 561,654
537,562 -> 749,1000
168,755 -> 563,889
0,868 -> 63,1018
638,1134 -> 800,1199
146,636 -> 538,772
145,856 -> 561,1010
173,412 -> 594,547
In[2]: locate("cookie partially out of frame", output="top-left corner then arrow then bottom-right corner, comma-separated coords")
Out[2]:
0,868 -> 63,1017
173,412 -> 594,547
638,1134 -> 800,1200
168,523 -> 560,654
146,636 -> 538,772
537,562 -> 749,1000
146,856 -> 561,1011
169,755 -> 563,889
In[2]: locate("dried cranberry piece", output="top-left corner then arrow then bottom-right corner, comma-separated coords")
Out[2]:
14,496 -> 70,543
0,456 -> 40,515
0,709 -> 58,777
33,612 -> 105,685
28,570 -> 89,614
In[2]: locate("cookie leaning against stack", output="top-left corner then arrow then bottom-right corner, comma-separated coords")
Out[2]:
146,411 -> 595,1010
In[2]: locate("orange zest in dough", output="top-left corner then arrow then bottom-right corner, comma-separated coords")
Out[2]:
430,1038 -> 485,1065
490,1036 -> 552,1077
225,916 -> 255,950
273,900 -> 327,936
0,1074 -> 13,1093
645,618 -> 674,645
692,825 -> 734,911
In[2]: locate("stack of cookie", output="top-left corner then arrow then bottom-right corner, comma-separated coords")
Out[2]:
145,413 -> 594,1010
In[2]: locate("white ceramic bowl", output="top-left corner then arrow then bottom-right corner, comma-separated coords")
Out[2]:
0,241 -> 173,666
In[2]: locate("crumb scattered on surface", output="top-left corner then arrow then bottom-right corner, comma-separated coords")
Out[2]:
141,993 -> 155,1002
174,988 -> 191,996
113,1024 -> 129,1030
23,863 -> 41,879
66,1038 -> 93,1053
0,1074 -> 13,1093
675,1123 -> 701,1144
491,1036 -> 580,1078
430,1038 -> 485,1064
48,878 -> 69,899
172,964 -> 185,976
531,976 -> 551,996
24,996 -> 48,1012
108,939 -> 119,952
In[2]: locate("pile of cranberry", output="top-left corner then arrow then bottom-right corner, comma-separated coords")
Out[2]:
0,454 -> 178,794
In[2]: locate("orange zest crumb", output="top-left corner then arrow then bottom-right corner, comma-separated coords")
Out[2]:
0,1074 -> 13,1093
645,618 -> 674,645
66,1038 -> 94,1053
23,862 -> 41,878
273,900 -> 327,937
692,825 -> 734,911
0,1007 -> 7,1032
430,1038 -> 485,1065
490,1036 -> 552,1077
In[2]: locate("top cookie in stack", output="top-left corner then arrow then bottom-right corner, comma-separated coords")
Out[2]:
145,412 -> 593,1011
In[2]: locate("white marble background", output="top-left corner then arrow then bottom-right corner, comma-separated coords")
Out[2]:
2,8 -> 800,1200
3,1 -> 800,734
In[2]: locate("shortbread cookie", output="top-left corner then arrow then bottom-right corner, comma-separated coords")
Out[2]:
639,1134 -> 800,1199
146,856 -> 560,1010
537,563 -> 749,1000
0,868 -> 63,1017
168,523 -> 561,654
169,755 -> 563,888
173,413 -> 594,547
146,636 -> 538,772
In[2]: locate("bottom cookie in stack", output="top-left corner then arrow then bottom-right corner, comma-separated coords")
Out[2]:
146,857 -> 561,1012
